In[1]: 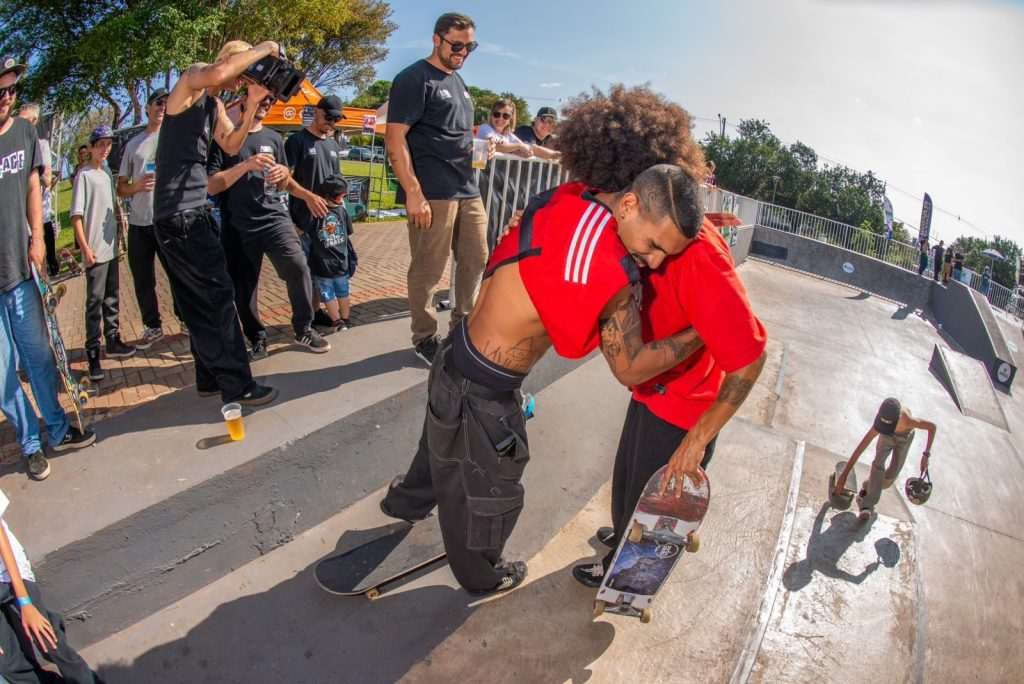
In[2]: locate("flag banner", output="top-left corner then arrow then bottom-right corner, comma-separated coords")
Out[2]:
883,195 -> 894,238
918,193 -> 932,244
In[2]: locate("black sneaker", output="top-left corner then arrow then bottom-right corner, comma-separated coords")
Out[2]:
197,387 -> 220,398
467,561 -> 528,596
27,452 -> 50,480
233,384 -> 278,407
51,425 -> 97,453
87,348 -> 104,381
379,497 -> 432,524
295,328 -> 331,353
572,562 -> 605,589
596,526 -> 616,548
312,309 -> 335,334
249,337 -> 268,361
414,335 -> 441,365
105,337 -> 137,359
340,318 -> 354,330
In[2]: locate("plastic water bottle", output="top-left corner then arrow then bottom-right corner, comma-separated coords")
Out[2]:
259,146 -> 277,197
521,392 -> 536,420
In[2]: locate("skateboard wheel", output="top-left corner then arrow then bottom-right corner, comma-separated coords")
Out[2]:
686,532 -> 701,553
628,521 -> 644,543
365,588 -> 381,600
53,284 -> 66,299
78,391 -> 89,406
640,608 -> 653,624
79,377 -> 91,390
46,296 -> 58,310
593,600 -> 604,618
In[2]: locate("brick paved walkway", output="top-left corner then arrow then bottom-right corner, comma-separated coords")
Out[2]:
0,221 -> 451,464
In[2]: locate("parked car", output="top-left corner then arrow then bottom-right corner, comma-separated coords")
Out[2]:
347,147 -> 386,163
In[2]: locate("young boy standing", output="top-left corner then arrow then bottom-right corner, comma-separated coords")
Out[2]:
71,125 -> 136,380
0,489 -> 103,682
306,175 -> 357,331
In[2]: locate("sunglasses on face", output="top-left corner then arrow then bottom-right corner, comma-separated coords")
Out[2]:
0,84 -> 17,100
437,34 -> 479,54
537,116 -> 555,124
491,111 -> 511,120
324,115 -> 342,123
152,98 -> 167,108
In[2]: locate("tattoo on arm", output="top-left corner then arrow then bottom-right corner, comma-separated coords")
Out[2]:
716,376 -> 754,407
649,329 -> 703,363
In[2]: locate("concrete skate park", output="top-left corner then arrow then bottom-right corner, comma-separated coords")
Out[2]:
3,214 -> 1022,682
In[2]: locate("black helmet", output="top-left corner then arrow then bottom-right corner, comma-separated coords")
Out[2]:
904,469 -> 932,505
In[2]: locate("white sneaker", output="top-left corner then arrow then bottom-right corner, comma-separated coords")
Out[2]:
135,327 -> 164,350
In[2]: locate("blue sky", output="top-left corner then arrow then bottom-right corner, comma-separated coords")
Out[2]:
353,1 -> 1024,247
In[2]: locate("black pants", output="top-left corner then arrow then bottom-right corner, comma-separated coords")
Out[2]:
42,222 -> 58,277
933,257 -> 943,281
917,253 -> 928,276
84,259 -> 120,351
154,206 -> 253,400
221,222 -> 263,343
602,399 -> 717,569
383,343 -> 530,592
127,224 -> 180,330
0,580 -> 101,683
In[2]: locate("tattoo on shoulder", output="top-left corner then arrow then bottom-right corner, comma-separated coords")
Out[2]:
717,376 -> 754,407
185,63 -> 210,77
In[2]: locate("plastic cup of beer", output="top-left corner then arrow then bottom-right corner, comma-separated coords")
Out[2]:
221,403 -> 245,441
472,138 -> 488,170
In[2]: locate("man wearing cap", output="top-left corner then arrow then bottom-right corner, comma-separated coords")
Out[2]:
117,88 -> 183,350
284,94 -> 346,333
73,124 -> 138,382
0,55 -> 96,481
513,106 -> 560,160
834,398 -> 937,522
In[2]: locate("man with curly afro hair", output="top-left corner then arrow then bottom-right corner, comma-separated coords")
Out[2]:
380,85 -> 711,598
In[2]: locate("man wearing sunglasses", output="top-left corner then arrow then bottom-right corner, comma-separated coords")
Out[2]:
386,12 -> 490,366
284,94 -> 347,335
0,55 -> 96,481
513,106 -> 561,162
117,88 -> 183,350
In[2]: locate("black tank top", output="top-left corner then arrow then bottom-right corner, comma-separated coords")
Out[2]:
153,93 -> 219,221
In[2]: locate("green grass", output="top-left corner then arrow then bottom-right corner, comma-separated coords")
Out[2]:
53,179 -> 76,251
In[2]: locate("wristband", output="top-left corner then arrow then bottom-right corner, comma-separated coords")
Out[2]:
923,451 -> 931,456
17,596 -> 31,607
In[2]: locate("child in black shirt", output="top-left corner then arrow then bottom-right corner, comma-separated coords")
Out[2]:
307,175 -> 357,330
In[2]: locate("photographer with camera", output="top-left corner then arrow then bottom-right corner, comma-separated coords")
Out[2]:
152,40 -> 284,407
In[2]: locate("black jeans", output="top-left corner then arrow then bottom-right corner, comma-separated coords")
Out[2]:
221,221 -> 263,343
602,399 -> 717,569
84,259 -> 120,350
154,207 -> 254,400
42,222 -> 58,277
918,253 -> 928,276
127,224 -> 181,330
0,580 -> 102,683
383,343 -> 530,592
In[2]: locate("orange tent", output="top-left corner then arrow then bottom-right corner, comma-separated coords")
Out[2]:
229,78 -> 387,134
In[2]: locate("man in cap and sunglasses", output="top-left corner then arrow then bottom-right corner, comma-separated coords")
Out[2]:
514,106 -> 560,161
834,397 -> 937,522
386,12 -> 492,366
0,56 -> 96,481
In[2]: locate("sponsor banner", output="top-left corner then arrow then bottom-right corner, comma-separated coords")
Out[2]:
918,193 -> 932,244
362,115 -> 376,134
883,195 -> 894,238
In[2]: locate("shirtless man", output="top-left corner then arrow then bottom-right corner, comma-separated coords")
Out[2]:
380,86 -> 711,596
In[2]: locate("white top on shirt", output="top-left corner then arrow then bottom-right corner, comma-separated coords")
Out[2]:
475,124 -> 523,146
0,490 -> 34,583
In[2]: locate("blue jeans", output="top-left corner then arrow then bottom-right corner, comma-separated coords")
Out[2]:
0,279 -> 69,457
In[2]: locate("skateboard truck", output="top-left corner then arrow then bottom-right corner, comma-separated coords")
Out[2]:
829,461 -> 857,510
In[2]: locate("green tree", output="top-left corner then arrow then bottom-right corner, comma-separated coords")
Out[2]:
952,235 -> 1021,289
348,79 -> 392,109
467,86 -> 530,126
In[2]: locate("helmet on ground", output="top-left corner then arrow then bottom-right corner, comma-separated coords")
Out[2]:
904,470 -> 932,505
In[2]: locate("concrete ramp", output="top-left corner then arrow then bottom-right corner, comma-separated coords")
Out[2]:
929,344 -> 1008,429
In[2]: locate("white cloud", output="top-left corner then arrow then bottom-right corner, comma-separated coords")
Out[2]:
540,82 -> 562,88
478,43 -> 521,58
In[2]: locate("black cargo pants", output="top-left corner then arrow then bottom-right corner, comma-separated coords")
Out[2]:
383,341 -> 530,592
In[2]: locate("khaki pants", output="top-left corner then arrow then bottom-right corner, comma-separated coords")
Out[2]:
407,197 -> 489,345
857,430 -> 915,512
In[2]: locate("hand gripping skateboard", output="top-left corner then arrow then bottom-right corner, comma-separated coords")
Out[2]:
595,465 -> 710,624
829,460 -> 858,510
32,266 -> 91,432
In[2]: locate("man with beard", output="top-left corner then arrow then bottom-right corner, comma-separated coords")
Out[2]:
386,12 -> 491,365
152,40 -> 280,406
208,95 -> 330,358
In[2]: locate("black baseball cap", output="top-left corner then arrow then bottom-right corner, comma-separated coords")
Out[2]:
0,55 -> 27,81
873,398 -> 901,435
318,174 -> 349,199
536,106 -> 557,119
147,88 -> 169,105
316,95 -> 344,119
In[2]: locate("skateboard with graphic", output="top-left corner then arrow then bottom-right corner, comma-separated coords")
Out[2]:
595,465 -> 709,624
32,266 -> 90,431
58,248 -> 82,275
829,460 -> 858,510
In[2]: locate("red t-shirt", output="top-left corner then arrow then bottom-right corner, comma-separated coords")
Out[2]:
486,182 -> 638,358
632,217 -> 767,429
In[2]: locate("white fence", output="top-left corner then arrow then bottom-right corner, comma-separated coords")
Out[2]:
479,154 -> 569,247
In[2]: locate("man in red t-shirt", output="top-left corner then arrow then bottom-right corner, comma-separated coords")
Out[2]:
573,214 -> 768,586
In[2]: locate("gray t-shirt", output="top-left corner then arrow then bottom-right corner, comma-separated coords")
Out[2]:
0,118 -> 40,293
71,166 -> 118,264
118,129 -> 159,226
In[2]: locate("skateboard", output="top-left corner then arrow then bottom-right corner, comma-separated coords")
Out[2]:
32,266 -> 90,432
58,249 -> 82,275
829,460 -> 858,510
315,516 -> 446,599
595,465 -> 709,624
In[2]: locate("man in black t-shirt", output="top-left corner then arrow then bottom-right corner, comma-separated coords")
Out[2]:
513,106 -> 560,161
208,95 -> 329,357
385,13 -> 491,365
0,55 -> 95,482
284,95 -> 345,332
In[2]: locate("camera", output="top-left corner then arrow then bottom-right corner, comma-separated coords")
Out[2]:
242,55 -> 305,101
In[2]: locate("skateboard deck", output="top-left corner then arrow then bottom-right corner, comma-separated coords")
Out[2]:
32,266 -> 90,432
828,460 -> 858,510
595,465 -> 710,623
58,248 -> 82,276
315,516 -> 446,599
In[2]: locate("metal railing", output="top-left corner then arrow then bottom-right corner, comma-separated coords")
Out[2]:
479,154 -> 569,247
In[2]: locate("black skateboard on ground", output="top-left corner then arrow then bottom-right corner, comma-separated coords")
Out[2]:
829,460 -> 858,510
314,516 -> 446,599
